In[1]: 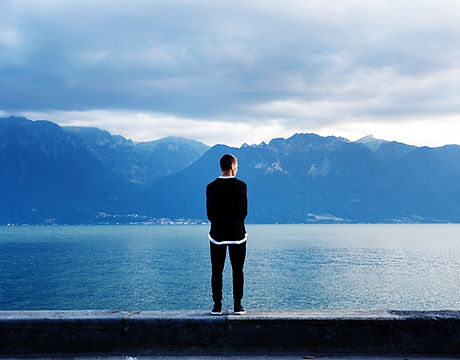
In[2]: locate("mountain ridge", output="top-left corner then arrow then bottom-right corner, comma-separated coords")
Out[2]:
1,116 -> 460,224
62,124 -> 209,185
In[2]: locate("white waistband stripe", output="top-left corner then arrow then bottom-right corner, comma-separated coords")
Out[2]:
208,233 -> 247,245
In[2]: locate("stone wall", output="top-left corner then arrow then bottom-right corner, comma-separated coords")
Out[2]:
0,310 -> 459,354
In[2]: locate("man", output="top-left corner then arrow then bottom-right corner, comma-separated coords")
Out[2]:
206,154 -> 247,315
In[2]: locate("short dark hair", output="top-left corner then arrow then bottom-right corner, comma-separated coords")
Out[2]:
220,154 -> 237,171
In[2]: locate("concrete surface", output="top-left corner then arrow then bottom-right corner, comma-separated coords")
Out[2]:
1,353 -> 459,360
1,310 -> 459,355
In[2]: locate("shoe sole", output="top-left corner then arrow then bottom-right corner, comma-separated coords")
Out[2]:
211,311 -> 222,315
233,310 -> 246,315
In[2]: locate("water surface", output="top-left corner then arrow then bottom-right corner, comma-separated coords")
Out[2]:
0,224 -> 459,310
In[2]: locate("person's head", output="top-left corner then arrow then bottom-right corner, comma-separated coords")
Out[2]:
220,154 -> 238,176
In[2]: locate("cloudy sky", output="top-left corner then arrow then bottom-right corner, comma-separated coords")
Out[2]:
1,0 -> 460,147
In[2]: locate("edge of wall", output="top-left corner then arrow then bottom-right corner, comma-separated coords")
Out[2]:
1,310 -> 459,354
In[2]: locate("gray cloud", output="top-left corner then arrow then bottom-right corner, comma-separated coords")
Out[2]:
1,0 -> 460,145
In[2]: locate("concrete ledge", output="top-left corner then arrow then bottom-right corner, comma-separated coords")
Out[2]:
0,310 -> 459,354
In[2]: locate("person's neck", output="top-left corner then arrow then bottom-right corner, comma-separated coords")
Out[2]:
221,171 -> 234,177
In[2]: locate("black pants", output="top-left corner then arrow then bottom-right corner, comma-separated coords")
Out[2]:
210,241 -> 246,305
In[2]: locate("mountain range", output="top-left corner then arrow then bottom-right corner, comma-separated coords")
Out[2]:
1,116 -> 460,224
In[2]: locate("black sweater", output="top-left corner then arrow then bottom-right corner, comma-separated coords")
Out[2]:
206,177 -> 247,242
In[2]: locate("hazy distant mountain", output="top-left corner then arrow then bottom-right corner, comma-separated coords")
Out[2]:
63,126 -> 209,185
356,135 -> 416,157
355,134 -> 388,151
2,116 -> 460,224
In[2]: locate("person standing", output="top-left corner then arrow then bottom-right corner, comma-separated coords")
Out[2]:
206,154 -> 247,315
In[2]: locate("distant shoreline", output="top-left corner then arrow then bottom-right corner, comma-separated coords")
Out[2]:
2,221 -> 459,226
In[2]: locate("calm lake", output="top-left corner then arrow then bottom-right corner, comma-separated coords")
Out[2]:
0,224 -> 459,311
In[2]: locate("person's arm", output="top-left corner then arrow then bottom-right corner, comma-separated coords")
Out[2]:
206,184 -> 215,222
241,182 -> 248,220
